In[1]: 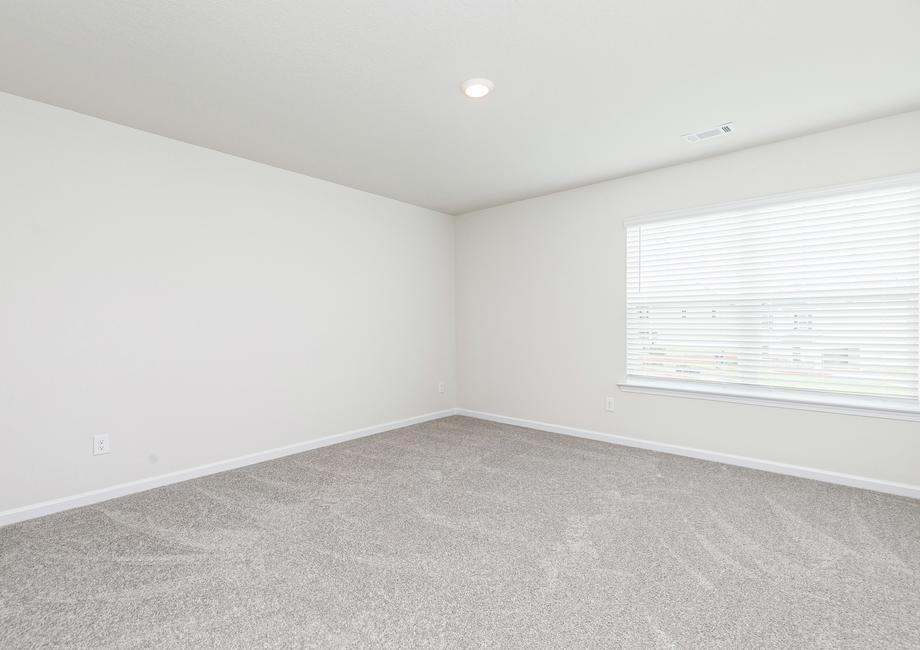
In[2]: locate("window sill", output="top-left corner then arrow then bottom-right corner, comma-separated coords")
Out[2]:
617,377 -> 920,422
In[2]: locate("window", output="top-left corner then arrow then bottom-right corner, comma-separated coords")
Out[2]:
622,174 -> 920,420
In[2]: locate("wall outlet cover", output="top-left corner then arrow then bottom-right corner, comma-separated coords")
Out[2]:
605,397 -> 616,412
93,434 -> 110,456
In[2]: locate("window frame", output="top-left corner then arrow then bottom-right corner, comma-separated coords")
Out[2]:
619,172 -> 920,422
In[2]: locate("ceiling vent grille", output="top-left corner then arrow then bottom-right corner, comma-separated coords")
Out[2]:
684,122 -> 735,143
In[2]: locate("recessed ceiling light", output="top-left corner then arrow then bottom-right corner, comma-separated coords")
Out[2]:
461,78 -> 494,99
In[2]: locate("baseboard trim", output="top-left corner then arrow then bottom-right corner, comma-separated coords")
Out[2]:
6,406 -> 914,527
455,409 -> 920,500
0,408 -> 459,528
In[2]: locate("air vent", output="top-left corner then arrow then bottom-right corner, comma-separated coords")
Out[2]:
684,122 -> 735,143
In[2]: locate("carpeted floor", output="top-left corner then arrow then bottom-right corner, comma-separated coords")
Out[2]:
1,415 -> 918,648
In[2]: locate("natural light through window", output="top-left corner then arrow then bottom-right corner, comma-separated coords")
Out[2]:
623,174 -> 920,419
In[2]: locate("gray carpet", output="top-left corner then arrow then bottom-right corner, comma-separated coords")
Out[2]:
1,416 -> 918,648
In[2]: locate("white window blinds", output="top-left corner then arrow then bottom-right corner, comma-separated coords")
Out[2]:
625,174 -> 920,414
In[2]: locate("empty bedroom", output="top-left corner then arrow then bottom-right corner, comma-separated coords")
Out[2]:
1,1 -> 918,647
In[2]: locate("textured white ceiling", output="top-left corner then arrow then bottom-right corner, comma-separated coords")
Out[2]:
1,1 -> 919,214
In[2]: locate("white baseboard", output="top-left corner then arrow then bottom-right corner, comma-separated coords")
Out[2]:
5,406 -> 914,527
0,409 -> 459,528
455,409 -> 920,500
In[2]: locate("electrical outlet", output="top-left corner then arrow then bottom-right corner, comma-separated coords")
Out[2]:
438,381 -> 446,394
93,434 -> 110,456
605,397 -> 616,412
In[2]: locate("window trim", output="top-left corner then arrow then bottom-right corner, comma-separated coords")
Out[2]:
622,171 -> 920,421
618,377 -> 920,422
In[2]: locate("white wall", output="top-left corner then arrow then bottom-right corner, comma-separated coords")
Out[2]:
4,91 -> 918,517
456,110 -> 920,488
0,92 -> 455,513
